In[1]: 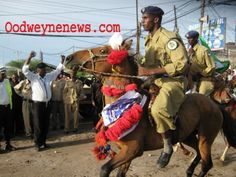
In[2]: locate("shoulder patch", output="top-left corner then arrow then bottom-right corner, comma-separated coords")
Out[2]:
167,40 -> 178,50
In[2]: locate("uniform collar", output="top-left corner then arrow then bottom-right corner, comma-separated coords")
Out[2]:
193,43 -> 200,51
145,27 -> 163,45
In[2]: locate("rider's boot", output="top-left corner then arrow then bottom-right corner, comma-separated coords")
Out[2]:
157,130 -> 173,168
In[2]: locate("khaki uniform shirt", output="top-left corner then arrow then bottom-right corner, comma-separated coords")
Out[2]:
51,79 -> 65,101
63,79 -> 83,104
140,27 -> 188,88
140,27 -> 189,133
14,79 -> 32,100
189,43 -> 215,77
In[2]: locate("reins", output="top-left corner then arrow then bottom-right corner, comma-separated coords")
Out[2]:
79,65 -> 143,79
70,48 -> 143,79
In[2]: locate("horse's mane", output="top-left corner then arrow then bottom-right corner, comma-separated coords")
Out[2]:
127,55 -> 138,76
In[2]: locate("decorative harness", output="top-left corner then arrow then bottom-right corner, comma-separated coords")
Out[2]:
71,49 -> 141,79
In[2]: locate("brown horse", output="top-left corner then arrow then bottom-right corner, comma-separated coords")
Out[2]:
175,74 -> 236,160
65,46 -> 236,177
210,76 -> 236,161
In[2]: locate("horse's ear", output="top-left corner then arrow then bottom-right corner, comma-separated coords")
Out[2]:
121,39 -> 133,50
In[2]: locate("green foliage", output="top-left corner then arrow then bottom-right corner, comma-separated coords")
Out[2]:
6,59 -> 41,71
76,71 -> 92,78
5,59 -> 41,77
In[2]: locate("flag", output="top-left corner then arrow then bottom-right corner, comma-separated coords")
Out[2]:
199,36 -> 230,73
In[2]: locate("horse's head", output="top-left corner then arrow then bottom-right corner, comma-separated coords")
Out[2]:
65,45 -> 112,73
65,39 -> 134,74
211,76 -> 232,104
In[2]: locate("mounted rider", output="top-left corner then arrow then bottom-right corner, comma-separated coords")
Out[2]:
185,30 -> 216,96
138,6 -> 189,168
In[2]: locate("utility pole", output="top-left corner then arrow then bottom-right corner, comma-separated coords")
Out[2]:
199,0 -> 205,35
136,0 -> 140,55
16,50 -> 20,60
40,51 -> 43,62
173,5 -> 179,33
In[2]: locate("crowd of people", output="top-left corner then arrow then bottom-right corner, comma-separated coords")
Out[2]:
0,6 -> 236,172
0,53 -> 91,152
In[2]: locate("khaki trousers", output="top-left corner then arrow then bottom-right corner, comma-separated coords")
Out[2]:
151,78 -> 186,134
64,102 -> 79,131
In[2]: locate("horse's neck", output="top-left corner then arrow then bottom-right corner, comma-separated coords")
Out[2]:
102,76 -> 132,105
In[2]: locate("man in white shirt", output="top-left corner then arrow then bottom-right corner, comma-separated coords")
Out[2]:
22,51 -> 65,151
0,66 -> 16,153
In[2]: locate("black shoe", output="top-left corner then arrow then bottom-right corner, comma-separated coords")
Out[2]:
0,148 -> 6,154
64,130 -> 69,134
157,149 -> 173,168
43,144 -> 51,149
36,145 -> 46,152
4,144 -> 16,151
72,128 -> 78,133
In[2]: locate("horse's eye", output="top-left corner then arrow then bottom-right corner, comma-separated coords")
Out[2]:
100,49 -> 106,54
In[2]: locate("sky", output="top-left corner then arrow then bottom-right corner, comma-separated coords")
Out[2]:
0,0 -> 236,66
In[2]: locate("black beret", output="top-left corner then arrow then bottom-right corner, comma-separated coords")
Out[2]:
141,6 -> 164,16
185,30 -> 199,39
36,62 -> 47,69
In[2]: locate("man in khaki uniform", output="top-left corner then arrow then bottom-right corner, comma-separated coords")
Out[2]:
50,74 -> 65,130
186,30 -> 215,96
139,6 -> 188,168
63,68 -> 83,133
14,79 -> 33,137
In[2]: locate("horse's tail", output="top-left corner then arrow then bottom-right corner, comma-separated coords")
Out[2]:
221,108 -> 236,148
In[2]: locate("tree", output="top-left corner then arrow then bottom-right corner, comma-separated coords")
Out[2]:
6,59 -> 41,77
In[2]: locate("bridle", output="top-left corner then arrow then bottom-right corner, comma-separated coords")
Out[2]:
67,46 -> 143,79
79,49 -> 109,71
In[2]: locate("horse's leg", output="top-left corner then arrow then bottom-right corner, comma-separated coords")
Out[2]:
220,144 -> 230,161
100,143 -> 142,177
183,134 -> 201,177
173,142 -> 192,156
116,161 -> 131,177
197,135 -> 215,177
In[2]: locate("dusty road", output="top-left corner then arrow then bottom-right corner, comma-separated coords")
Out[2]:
0,122 -> 236,177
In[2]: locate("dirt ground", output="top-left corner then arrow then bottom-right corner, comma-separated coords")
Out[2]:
0,121 -> 236,177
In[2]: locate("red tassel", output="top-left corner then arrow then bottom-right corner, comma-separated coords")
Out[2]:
92,147 -> 107,160
105,103 -> 143,141
125,84 -> 137,92
107,50 -> 129,65
92,145 -> 116,161
95,117 -> 104,131
101,86 -> 125,97
95,130 -> 107,146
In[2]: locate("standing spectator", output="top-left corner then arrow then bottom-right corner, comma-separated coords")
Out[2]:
0,66 -> 16,152
91,77 -> 103,126
63,67 -> 83,133
14,79 -> 33,137
50,74 -> 65,130
10,73 -> 24,135
22,51 -> 65,151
